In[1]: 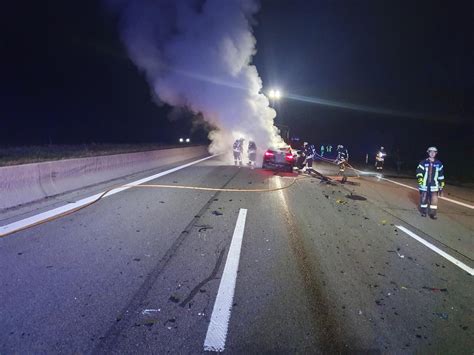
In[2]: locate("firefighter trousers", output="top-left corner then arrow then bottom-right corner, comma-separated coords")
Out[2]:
420,190 -> 438,216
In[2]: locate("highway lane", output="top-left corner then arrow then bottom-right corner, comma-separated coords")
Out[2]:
0,157 -> 472,353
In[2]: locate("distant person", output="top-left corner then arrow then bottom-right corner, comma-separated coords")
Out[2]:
335,144 -> 349,175
247,140 -> 257,169
416,147 -> 445,219
233,138 -> 244,166
375,146 -> 386,172
303,141 -> 316,172
326,145 -> 333,156
295,142 -> 306,169
320,145 -> 325,157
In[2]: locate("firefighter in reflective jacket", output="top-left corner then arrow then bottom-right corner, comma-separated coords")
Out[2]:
248,141 -> 257,169
335,145 -> 349,174
303,142 -> 316,172
416,147 -> 445,219
375,146 -> 386,171
233,138 -> 244,166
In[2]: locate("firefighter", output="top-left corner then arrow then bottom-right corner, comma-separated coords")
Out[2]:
416,147 -> 445,219
248,140 -> 257,169
375,146 -> 386,172
295,142 -> 306,170
303,142 -> 316,172
335,144 -> 349,175
233,138 -> 244,166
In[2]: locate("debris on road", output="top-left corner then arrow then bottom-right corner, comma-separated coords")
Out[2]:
142,309 -> 160,315
422,286 -> 448,292
387,250 -> 405,258
336,199 -> 347,204
196,225 -> 213,232
212,210 -> 223,216
346,194 -> 367,201
434,312 -> 449,320
169,295 -> 180,303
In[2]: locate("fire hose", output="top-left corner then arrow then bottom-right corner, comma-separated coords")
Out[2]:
0,176 -> 301,238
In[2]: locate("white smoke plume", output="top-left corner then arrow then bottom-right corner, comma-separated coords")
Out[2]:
107,0 -> 283,163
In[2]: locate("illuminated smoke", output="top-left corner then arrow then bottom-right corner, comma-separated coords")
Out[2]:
107,0 -> 283,163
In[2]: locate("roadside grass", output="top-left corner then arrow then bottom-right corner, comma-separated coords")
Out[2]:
0,143 -> 195,167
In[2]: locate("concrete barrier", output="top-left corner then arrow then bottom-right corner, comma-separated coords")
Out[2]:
0,146 -> 209,210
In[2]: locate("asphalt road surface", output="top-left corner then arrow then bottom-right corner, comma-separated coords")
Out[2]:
1,155 -> 473,353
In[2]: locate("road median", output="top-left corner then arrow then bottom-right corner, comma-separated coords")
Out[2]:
0,145 -> 208,210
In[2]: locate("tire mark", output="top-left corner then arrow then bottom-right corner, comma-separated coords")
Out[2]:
93,168 -> 240,354
178,247 -> 226,308
278,181 -> 352,352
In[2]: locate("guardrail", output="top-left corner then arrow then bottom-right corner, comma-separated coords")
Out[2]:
0,146 -> 208,210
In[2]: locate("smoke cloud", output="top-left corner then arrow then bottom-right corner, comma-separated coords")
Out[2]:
107,0 -> 283,162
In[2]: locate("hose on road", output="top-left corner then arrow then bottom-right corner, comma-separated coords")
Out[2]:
313,151 -> 361,178
126,178 -> 299,192
0,175 -> 301,238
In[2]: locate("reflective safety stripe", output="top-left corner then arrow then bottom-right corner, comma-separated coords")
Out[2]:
438,176 -> 445,180
417,164 -> 425,170
434,166 -> 439,187
430,205 -> 438,209
420,204 -> 428,208
423,165 -> 429,186
416,173 -> 424,178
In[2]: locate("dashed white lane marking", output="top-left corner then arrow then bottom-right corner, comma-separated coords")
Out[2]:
0,155 -> 218,237
204,208 -> 248,352
396,225 -> 474,276
354,168 -> 474,210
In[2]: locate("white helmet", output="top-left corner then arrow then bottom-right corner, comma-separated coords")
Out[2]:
427,146 -> 438,153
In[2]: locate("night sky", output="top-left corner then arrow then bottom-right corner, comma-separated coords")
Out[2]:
1,0 -> 472,167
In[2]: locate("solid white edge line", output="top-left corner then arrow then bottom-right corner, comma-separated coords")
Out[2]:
204,208 -> 248,352
0,154 -> 218,236
379,177 -> 417,191
438,196 -> 474,209
396,225 -> 474,276
354,168 -> 474,210
381,177 -> 474,209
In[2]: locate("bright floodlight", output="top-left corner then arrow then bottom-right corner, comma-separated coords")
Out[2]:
185,138 -> 190,143
268,88 -> 282,100
179,138 -> 184,143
